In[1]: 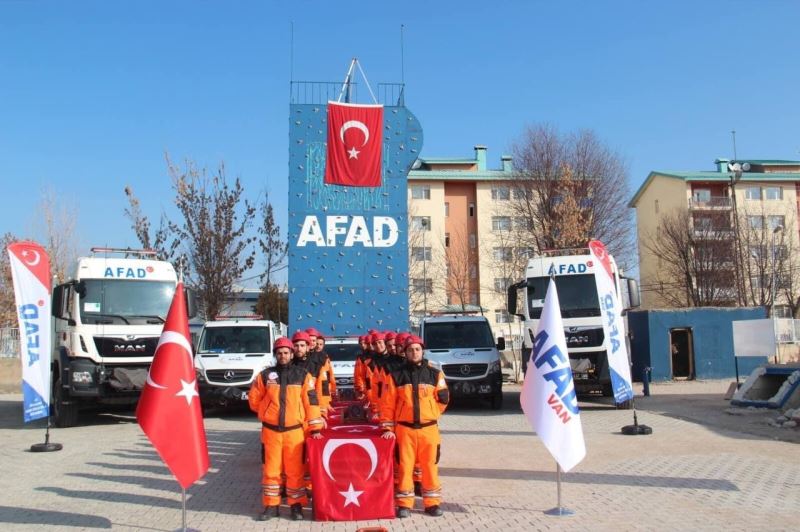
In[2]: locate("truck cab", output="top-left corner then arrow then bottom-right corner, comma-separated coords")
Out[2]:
194,317 -> 278,409
50,248 -> 191,427
419,315 -> 505,409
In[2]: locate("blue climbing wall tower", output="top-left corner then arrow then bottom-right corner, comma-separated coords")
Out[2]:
287,82 -> 423,336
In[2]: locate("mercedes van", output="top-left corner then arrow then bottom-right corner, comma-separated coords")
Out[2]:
419,315 -> 505,409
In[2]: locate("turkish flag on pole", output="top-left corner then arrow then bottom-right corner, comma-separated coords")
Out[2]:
136,283 -> 209,489
324,101 -> 383,187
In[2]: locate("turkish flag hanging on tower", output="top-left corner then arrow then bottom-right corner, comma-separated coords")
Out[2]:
324,101 -> 383,187
136,283 -> 209,489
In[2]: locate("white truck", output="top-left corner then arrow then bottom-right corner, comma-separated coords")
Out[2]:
50,248 -> 195,427
194,317 -> 279,409
507,248 -> 638,398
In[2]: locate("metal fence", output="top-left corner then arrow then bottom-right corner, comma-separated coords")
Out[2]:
290,81 -> 406,106
0,328 -> 19,358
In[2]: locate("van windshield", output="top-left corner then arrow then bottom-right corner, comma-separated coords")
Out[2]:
198,327 -> 271,354
326,343 -> 361,361
424,321 -> 495,349
527,274 -> 601,319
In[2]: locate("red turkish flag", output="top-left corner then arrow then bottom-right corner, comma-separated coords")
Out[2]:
308,427 -> 395,521
324,101 -> 383,187
136,283 -> 209,489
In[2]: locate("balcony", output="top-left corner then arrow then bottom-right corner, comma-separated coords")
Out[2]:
689,196 -> 732,209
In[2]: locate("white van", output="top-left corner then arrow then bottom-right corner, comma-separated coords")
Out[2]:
419,316 -> 505,409
194,318 -> 278,408
324,336 -> 361,390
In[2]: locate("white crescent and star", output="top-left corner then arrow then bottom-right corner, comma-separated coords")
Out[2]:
144,330 -> 198,406
339,483 -> 364,507
339,120 -> 370,160
21,249 -> 41,267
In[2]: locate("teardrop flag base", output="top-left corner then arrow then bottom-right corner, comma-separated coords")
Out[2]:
30,422 -> 62,452
620,403 -> 653,436
543,463 -> 575,517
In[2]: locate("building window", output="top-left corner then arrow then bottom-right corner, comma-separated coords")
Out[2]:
445,232 -> 450,247
513,188 -> 532,200
493,247 -> 513,262
444,202 -> 449,217
749,245 -> 765,259
491,186 -> 510,200
765,186 -> 783,200
514,217 -> 533,230
469,233 -> 477,248
693,189 -> 711,203
411,216 -> 431,231
774,305 -> 792,318
492,216 -> 512,231
518,247 -> 535,259
495,309 -> 511,324
694,216 -> 713,231
768,215 -> 785,230
747,215 -> 764,230
775,244 -> 788,260
469,203 -> 475,217
744,186 -> 762,200
494,277 -> 512,293
412,246 -> 432,261
411,185 -> 431,199
412,278 -> 433,294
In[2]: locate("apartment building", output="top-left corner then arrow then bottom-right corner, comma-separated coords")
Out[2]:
407,145 -> 522,342
630,158 -> 800,312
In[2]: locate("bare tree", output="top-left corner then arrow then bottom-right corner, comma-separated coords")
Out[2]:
0,233 -> 19,327
257,193 -> 288,316
30,186 -> 80,283
508,124 -> 633,266
255,283 -> 288,324
642,209 -> 737,307
166,156 -> 256,319
123,185 -> 176,261
443,226 -> 478,312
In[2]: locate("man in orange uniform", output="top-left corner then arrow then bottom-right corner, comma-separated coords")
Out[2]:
354,335 -> 372,400
380,335 -> 449,518
307,328 -> 336,405
367,331 -> 390,414
249,336 -> 323,521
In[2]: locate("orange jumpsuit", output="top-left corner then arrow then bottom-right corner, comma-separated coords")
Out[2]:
249,364 -> 323,508
354,350 -> 373,399
380,359 -> 449,510
313,349 -> 336,408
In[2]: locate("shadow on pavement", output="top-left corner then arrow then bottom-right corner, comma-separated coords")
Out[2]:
438,466 -> 738,491
0,505 -> 112,528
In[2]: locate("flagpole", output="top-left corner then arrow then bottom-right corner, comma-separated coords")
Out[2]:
544,463 -> 574,516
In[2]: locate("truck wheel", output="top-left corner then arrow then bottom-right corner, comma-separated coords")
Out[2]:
602,384 -> 614,397
52,374 -> 79,428
490,392 -> 503,410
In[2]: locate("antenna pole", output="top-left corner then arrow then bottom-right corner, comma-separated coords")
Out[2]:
400,24 -> 405,85
731,129 -> 737,161
289,21 -> 294,82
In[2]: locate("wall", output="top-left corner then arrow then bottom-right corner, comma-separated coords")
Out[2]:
629,307 -> 768,381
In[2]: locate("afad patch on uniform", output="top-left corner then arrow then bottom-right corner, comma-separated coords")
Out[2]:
267,371 -> 278,384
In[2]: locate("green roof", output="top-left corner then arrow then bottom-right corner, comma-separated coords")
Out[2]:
408,169 -> 513,181
738,160 -> 800,165
628,170 -> 800,207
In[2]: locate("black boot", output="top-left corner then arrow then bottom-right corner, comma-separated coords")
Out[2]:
425,505 -> 443,517
414,481 -> 422,496
396,507 -> 411,518
290,503 -> 304,521
257,506 -> 279,521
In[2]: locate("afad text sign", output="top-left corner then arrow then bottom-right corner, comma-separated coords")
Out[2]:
296,215 -> 398,248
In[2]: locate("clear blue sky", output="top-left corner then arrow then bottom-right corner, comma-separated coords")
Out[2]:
2,1 -> 799,281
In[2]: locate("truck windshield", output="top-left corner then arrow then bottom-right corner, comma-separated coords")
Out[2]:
326,342 -> 361,361
198,327 -> 272,354
527,274 -> 601,319
424,321 -> 495,349
79,279 -> 175,325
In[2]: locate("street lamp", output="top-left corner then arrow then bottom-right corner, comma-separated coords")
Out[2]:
421,217 -> 428,316
771,224 -> 784,362
728,161 -> 750,305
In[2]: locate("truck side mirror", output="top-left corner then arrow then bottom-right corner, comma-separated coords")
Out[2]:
507,281 -> 525,319
51,284 -> 65,319
627,278 -> 641,309
185,287 -> 198,319
496,337 -> 506,351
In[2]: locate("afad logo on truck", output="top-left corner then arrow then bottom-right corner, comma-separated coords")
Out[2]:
103,266 -> 155,279
547,262 -> 591,275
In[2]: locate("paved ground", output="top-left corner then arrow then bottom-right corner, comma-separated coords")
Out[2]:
0,379 -> 797,531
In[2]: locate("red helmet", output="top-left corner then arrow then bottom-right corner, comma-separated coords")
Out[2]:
395,332 -> 409,347
405,335 -> 425,349
385,331 -> 396,341
371,331 -> 386,342
305,327 -> 320,338
292,331 -> 311,344
274,337 -> 294,351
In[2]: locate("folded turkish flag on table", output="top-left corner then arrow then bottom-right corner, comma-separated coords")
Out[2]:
308,426 -> 395,521
324,101 -> 383,187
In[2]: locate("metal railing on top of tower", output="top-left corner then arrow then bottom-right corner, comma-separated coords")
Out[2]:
290,81 -> 405,106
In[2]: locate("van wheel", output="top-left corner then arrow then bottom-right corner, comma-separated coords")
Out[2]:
602,384 -> 614,397
490,393 -> 503,410
52,374 -> 79,428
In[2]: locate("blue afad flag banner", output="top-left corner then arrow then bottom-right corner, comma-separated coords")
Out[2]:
588,240 -> 634,404
7,242 -> 52,422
